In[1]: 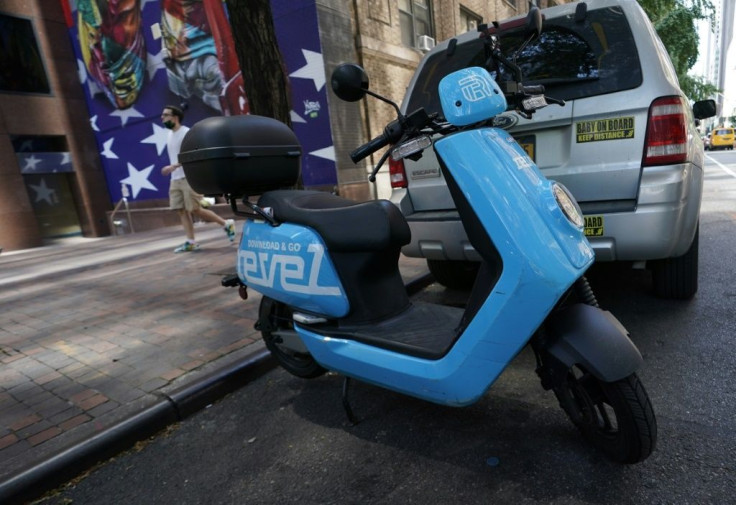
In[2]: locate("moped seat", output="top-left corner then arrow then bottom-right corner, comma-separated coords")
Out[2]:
258,190 -> 411,252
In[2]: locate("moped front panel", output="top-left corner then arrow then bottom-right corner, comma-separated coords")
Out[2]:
237,220 -> 349,317
436,127 -> 595,272
292,127 -> 596,407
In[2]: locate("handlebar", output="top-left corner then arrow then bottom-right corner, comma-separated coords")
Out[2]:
520,84 -> 544,95
350,110 -> 431,163
545,95 -> 565,107
350,133 -> 389,163
349,58 -> 564,166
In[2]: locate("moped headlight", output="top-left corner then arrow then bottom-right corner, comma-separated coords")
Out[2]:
552,183 -> 584,229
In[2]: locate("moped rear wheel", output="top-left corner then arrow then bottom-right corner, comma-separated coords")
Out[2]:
258,297 -> 326,379
553,366 -> 656,464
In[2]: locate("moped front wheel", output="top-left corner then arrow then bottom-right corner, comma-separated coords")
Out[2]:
553,366 -> 656,464
258,297 -> 326,379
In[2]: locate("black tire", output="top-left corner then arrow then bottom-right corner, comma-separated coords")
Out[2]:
426,259 -> 479,290
553,367 -> 656,464
258,297 -> 326,379
650,226 -> 699,299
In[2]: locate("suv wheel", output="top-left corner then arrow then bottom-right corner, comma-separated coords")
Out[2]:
427,259 -> 479,290
650,226 -> 699,300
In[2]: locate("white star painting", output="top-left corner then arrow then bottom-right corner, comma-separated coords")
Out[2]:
76,59 -> 87,85
289,49 -> 326,92
101,138 -> 119,160
310,146 -> 336,162
120,162 -> 157,198
29,179 -> 57,205
141,123 -> 170,155
109,106 -> 145,127
290,110 -> 307,124
147,50 -> 166,81
22,154 -> 43,172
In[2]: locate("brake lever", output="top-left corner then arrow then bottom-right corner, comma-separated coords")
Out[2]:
368,148 -> 392,183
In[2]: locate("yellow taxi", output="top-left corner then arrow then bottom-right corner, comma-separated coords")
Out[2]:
709,127 -> 734,150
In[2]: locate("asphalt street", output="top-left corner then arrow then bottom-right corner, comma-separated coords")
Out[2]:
32,152 -> 736,504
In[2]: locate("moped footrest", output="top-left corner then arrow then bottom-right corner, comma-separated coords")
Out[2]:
221,274 -> 241,287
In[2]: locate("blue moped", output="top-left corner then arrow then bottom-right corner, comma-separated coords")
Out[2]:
181,9 -> 655,464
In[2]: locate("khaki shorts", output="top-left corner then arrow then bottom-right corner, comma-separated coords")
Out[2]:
169,178 -> 201,212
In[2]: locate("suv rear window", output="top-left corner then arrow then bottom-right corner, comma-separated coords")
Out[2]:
405,5 -> 642,116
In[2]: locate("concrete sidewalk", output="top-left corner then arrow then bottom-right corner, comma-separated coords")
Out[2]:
0,223 -> 430,504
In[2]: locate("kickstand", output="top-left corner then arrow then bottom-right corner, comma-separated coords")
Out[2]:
342,376 -> 360,425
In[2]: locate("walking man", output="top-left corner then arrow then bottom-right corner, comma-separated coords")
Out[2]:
160,105 -> 235,252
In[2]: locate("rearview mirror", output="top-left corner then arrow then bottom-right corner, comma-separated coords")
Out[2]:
526,7 -> 543,40
693,99 -> 716,120
331,64 -> 369,102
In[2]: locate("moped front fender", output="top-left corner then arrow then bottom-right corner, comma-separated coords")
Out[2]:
541,303 -> 643,385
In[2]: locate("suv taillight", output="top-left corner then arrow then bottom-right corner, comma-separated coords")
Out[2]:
388,156 -> 407,188
643,96 -> 689,166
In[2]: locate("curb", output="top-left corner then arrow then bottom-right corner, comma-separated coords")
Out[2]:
0,272 -> 433,504
0,349 -> 274,505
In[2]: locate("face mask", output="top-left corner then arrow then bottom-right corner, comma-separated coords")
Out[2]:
163,120 -> 175,129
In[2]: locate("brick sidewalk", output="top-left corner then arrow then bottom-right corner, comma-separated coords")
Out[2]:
0,225 -> 256,478
0,223 -> 429,501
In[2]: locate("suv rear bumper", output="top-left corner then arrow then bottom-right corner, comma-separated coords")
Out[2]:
590,162 -> 702,261
400,212 -> 482,262
395,162 -> 702,263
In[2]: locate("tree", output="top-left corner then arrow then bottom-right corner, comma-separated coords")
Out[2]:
637,0 -> 719,101
224,0 -> 292,126
679,74 -> 720,101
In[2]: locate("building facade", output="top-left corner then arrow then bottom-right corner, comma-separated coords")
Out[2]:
693,0 -> 735,127
1,0 -> 569,252
1,0 -> 111,251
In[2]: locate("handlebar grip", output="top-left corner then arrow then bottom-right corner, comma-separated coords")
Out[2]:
350,133 -> 390,163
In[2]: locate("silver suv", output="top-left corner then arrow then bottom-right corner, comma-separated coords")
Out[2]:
390,0 -> 715,299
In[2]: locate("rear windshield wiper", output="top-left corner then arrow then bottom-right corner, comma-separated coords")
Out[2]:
527,75 -> 600,86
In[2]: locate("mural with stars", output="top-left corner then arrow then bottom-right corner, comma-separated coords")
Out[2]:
272,0 -> 338,187
60,0 -> 337,204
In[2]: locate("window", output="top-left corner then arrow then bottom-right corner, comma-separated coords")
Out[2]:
405,6 -> 642,117
460,7 -> 482,33
12,135 -> 73,174
12,135 -> 80,238
0,14 -> 51,94
399,0 -> 434,48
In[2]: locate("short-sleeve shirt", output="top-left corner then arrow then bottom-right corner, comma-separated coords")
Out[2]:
167,125 -> 190,181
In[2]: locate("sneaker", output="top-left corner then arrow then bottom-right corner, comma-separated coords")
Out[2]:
174,242 -> 200,253
224,219 -> 236,242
